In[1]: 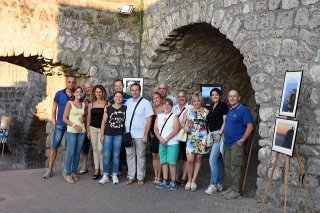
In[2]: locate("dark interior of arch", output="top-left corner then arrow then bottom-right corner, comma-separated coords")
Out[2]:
156,23 -> 256,110
154,22 -> 258,196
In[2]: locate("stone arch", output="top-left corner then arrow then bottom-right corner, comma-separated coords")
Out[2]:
141,0 -> 320,211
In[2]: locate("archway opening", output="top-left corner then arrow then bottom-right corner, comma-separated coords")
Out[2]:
148,23 -> 259,196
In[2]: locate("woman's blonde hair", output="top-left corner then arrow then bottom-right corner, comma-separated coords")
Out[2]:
191,91 -> 203,103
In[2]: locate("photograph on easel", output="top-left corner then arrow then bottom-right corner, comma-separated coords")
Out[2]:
272,118 -> 298,156
279,71 -> 303,117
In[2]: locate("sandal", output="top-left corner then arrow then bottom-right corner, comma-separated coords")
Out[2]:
137,180 -> 145,186
78,170 -> 88,175
64,176 -> 75,184
92,174 -> 100,180
126,179 -> 134,185
71,174 -> 79,181
180,179 -> 187,187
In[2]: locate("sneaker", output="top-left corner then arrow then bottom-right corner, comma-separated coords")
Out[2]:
170,181 -> 178,191
191,182 -> 197,192
99,175 -> 109,184
205,184 -> 217,195
43,169 -> 53,179
156,179 -> 170,189
221,187 -> 233,197
225,190 -> 241,200
112,175 -> 119,184
185,182 -> 192,191
217,184 -> 223,192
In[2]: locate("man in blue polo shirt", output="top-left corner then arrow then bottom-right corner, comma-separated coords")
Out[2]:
43,76 -> 76,179
222,90 -> 253,199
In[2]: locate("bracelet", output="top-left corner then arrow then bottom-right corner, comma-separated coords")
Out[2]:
72,123 -> 76,127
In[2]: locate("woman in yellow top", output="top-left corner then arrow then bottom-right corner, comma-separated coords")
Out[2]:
63,86 -> 86,184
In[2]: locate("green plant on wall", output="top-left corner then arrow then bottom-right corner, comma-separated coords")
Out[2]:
133,2 -> 144,34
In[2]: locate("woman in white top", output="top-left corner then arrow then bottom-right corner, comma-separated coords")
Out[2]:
154,98 -> 180,190
63,86 -> 86,184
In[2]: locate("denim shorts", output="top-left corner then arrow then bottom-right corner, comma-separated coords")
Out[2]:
52,124 -> 67,149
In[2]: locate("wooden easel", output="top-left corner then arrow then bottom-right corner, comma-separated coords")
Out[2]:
259,145 -> 316,213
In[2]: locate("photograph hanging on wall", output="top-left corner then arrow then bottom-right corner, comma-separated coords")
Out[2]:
272,118 -> 298,156
279,71 -> 303,117
200,84 -> 223,106
123,78 -> 144,96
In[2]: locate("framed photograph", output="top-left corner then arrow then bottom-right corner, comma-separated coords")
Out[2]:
272,118 -> 298,156
200,84 -> 223,106
279,71 -> 303,117
123,78 -> 144,96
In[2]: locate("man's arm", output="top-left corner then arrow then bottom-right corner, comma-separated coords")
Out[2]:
237,123 -> 254,147
51,101 -> 58,130
142,116 -> 152,144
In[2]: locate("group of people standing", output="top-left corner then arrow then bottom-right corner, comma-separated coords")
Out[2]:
43,75 -> 254,200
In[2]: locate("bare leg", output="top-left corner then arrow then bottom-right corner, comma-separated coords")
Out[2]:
48,148 -> 58,171
186,154 -> 195,182
169,164 -> 177,181
191,154 -> 202,183
81,154 -> 88,171
182,161 -> 188,180
162,163 -> 169,180
156,154 -> 161,180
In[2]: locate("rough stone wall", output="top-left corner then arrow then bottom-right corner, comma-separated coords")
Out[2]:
142,0 -> 320,212
0,62 -> 47,168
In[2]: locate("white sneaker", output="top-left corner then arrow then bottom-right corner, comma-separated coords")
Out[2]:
217,184 -> 223,192
99,175 -> 109,184
112,175 -> 119,184
205,184 -> 217,195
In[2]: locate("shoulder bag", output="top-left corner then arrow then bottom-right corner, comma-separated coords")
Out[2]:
177,107 -> 188,142
122,98 -> 143,147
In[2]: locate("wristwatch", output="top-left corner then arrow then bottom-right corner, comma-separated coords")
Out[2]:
72,123 -> 76,127
239,139 -> 244,143
165,138 -> 168,142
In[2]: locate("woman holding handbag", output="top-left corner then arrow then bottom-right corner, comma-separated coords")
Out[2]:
149,92 -> 163,184
205,88 -> 228,195
154,99 -> 180,190
182,92 -> 209,191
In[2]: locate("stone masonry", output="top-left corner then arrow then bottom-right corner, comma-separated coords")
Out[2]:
0,0 -> 319,211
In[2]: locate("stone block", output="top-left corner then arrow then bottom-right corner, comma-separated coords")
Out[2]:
297,42 -> 314,61
142,68 -> 159,79
259,121 -> 274,138
300,145 -> 319,157
257,163 -> 267,177
302,0 -> 319,5
61,51 -> 73,66
280,39 -> 297,56
199,1 -> 207,22
261,56 -> 275,74
259,139 -> 272,147
224,0 -> 237,7
268,0 -> 281,10
309,88 -> 319,108
307,158 -> 320,176
79,58 -> 90,75
243,2 -> 253,14
106,57 -> 120,66
265,38 -> 281,56
219,13 -> 233,35
250,72 -> 271,91
255,0 -> 268,11
103,66 -> 118,78
88,66 -> 97,77
307,126 -> 320,145
268,167 -> 282,180
192,2 -> 200,23
309,9 -> 320,30
276,11 -> 293,29
226,17 -> 242,40
310,65 -> 320,83
205,3 -> 214,24
247,61 -> 262,75
294,8 -> 309,26
211,9 -> 225,29
299,29 -> 320,48
282,0 -> 299,9
260,107 -> 277,122
244,14 -> 257,30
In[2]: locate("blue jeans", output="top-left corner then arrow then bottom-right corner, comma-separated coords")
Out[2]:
209,131 -> 223,185
65,132 -> 85,176
103,134 -> 122,175
51,124 -> 67,149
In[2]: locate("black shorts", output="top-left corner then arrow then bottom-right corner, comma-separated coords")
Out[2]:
149,136 -> 159,154
178,142 -> 187,161
81,135 -> 90,155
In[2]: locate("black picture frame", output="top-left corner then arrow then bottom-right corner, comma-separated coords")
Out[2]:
272,117 -> 299,156
279,71 -> 303,118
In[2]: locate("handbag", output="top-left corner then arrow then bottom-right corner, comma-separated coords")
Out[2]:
206,132 -> 213,148
122,98 -> 143,148
177,107 -> 187,142
177,129 -> 187,142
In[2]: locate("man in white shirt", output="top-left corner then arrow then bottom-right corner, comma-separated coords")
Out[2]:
172,90 -> 192,186
125,83 -> 153,185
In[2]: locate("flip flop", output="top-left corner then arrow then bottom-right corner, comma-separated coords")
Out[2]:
126,179 -> 134,185
180,179 -> 187,187
78,170 -> 88,175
